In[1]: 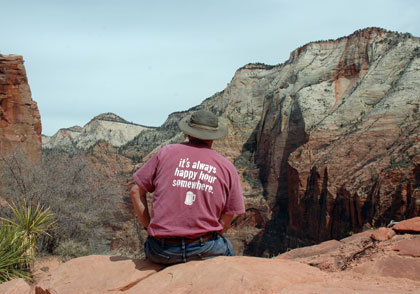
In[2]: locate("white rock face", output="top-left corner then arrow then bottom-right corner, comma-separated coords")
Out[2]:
42,126 -> 82,150
43,113 -> 150,150
75,119 -> 149,149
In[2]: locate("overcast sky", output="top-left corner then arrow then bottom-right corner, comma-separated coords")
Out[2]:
1,0 -> 419,135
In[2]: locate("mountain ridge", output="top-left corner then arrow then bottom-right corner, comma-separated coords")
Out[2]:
42,112 -> 154,150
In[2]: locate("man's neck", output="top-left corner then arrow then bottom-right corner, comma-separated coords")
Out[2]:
188,136 -> 213,147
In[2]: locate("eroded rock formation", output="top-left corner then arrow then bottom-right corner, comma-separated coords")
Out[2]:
249,28 -> 420,255
0,55 -> 41,162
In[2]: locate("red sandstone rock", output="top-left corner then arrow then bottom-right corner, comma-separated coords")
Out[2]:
278,239 -> 342,259
29,252 -> 420,294
36,255 -> 164,294
393,237 -> 420,257
0,278 -> 31,294
392,217 -> 420,234
0,55 -> 42,162
371,227 -> 396,241
31,256 -> 63,284
353,255 -> 420,281
31,256 -> 328,294
277,272 -> 420,294
5,227 -> 420,294
276,225 -> 420,276
124,256 -> 327,294
340,230 -> 373,244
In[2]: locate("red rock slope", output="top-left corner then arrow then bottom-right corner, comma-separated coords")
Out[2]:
1,218 -> 420,294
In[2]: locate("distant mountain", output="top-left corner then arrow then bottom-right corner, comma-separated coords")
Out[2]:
42,112 -> 152,150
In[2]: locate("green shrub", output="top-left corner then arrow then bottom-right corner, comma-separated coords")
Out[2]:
2,200 -> 55,261
54,240 -> 91,262
0,200 -> 55,283
0,224 -> 32,282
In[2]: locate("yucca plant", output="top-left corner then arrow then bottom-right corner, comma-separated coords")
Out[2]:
0,224 -> 32,282
2,199 -> 56,261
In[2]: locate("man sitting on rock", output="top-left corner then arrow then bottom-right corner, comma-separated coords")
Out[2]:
130,109 -> 245,264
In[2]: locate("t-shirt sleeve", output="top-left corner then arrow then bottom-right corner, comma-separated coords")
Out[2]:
133,152 -> 159,192
223,167 -> 245,215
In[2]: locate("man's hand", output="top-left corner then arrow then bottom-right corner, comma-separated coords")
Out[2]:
219,214 -> 234,234
130,184 -> 150,230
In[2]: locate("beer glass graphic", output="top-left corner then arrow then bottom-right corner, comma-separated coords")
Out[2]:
184,191 -> 196,205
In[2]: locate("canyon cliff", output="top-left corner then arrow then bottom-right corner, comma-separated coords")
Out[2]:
41,27 -> 420,257
249,27 -> 420,255
0,55 -> 42,162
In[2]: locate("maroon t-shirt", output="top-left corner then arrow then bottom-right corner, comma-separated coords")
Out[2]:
133,141 -> 245,238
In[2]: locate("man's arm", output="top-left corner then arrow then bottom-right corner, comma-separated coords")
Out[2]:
219,214 -> 234,234
130,184 -> 150,230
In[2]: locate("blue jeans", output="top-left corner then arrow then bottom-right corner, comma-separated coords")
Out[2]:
144,233 -> 234,265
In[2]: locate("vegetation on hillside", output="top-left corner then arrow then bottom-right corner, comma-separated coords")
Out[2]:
0,148 -> 122,266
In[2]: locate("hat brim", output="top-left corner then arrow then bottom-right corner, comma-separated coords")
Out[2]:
178,115 -> 228,140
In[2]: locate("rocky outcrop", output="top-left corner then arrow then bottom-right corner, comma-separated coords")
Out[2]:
246,28 -> 420,255
43,113 -> 151,150
2,219 -> 420,294
278,217 -> 420,282
392,216 -> 420,233
42,125 -> 82,150
0,55 -> 42,162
